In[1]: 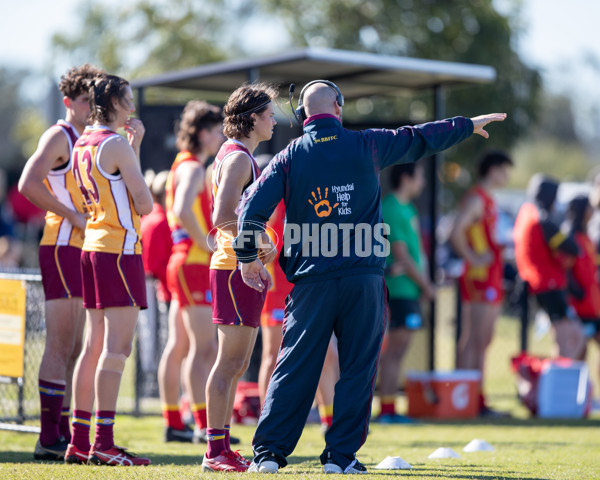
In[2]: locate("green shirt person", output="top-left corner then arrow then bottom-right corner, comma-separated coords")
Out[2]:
377,162 -> 435,423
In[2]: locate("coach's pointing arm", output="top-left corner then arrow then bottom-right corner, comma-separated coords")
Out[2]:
374,113 -> 507,170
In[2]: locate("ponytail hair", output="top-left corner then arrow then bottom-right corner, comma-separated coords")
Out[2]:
87,74 -> 130,125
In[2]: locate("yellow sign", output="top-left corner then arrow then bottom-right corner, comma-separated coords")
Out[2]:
0,279 -> 26,378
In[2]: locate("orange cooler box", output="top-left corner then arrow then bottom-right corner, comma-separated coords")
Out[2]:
405,370 -> 481,419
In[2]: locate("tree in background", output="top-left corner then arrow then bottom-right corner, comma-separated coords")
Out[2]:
51,0 -> 239,77
257,0 -> 542,205
511,93 -> 592,189
0,68 -> 32,170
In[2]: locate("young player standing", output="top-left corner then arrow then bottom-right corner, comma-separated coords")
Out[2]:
202,83 -> 278,472
159,100 -> 226,444
65,74 -> 153,465
19,64 -> 103,460
450,151 -> 513,416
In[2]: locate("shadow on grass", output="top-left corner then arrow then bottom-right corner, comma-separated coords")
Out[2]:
399,467 -> 551,480
0,451 -> 205,466
403,439 -> 571,448
279,462 -> 553,479
0,452 -> 42,464
0,452 -> 554,479
371,417 -> 600,428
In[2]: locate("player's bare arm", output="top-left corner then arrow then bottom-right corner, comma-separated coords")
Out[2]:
212,152 -> 252,236
172,161 -> 213,252
19,126 -> 88,231
450,194 -> 492,267
392,241 -> 435,300
102,136 -> 153,216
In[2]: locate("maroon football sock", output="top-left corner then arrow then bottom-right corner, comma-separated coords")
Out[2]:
38,380 -> 65,446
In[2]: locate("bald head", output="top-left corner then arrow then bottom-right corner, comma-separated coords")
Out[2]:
303,83 -> 340,117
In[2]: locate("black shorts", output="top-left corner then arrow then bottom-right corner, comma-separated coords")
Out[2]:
387,298 -> 423,330
535,290 -> 573,323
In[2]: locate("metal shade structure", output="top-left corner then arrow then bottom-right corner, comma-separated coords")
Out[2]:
132,47 -> 495,97
133,47 -> 496,371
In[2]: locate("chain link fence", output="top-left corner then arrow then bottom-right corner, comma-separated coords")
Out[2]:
0,271 -> 45,426
0,271 -> 170,429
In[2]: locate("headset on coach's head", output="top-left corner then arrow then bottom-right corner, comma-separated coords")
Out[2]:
289,80 -> 344,123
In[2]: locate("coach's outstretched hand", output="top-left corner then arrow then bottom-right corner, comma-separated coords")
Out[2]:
471,113 -> 507,139
240,259 -> 272,293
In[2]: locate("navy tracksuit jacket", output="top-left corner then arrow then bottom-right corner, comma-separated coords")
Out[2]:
234,113 -> 473,469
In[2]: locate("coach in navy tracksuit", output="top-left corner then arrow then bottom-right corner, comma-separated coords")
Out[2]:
234,80 -> 505,474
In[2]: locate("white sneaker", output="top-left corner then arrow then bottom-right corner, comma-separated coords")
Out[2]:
248,459 -> 279,473
323,459 -> 367,474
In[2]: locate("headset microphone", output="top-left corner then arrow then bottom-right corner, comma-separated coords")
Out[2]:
289,80 -> 344,125
289,83 -> 302,125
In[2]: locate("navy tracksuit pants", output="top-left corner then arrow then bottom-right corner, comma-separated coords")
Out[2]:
252,273 -> 388,469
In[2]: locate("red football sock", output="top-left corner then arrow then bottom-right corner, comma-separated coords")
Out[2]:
163,404 -> 186,430
319,404 -> 333,427
380,396 -> 396,416
193,403 -> 208,430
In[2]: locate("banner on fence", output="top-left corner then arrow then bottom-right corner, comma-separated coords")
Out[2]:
0,279 -> 27,378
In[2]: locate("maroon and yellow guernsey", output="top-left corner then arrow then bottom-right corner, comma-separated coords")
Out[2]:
72,125 -> 142,255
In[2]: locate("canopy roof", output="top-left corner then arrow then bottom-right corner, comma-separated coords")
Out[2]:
132,47 -> 496,98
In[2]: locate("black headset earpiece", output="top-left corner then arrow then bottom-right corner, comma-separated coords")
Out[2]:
290,80 -> 344,123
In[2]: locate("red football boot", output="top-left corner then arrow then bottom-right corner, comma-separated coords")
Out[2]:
88,445 -> 151,466
64,444 -> 89,464
202,450 -> 249,472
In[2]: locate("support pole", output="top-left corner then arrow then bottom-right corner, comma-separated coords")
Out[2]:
428,85 -> 445,371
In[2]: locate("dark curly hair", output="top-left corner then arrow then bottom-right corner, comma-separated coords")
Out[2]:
223,83 -> 279,139
175,100 -> 224,154
58,64 -> 105,100
87,74 -> 130,125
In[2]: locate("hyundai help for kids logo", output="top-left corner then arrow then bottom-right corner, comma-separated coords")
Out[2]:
308,184 -> 353,218
209,182 -> 391,260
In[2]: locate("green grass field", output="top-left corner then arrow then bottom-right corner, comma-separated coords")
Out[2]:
1,415 -> 599,479
2,286 -> 600,479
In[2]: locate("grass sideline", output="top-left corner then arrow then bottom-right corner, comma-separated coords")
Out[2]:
2,288 -> 600,478
1,415 -> 599,479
